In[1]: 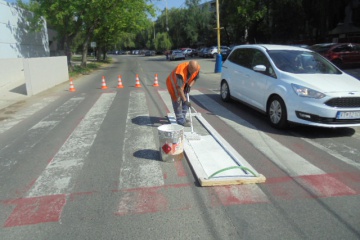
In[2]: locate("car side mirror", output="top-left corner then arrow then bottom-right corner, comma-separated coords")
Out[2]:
253,65 -> 267,72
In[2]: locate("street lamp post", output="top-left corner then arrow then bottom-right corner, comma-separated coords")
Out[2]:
165,0 -> 169,31
214,0 -> 223,73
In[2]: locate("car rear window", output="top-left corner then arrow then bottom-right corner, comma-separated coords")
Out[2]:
268,50 -> 341,74
309,44 -> 335,54
227,48 -> 254,69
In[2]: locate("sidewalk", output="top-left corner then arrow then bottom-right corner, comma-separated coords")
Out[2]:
0,78 -> 29,111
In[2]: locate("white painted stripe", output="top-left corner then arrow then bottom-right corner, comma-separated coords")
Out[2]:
158,90 -> 173,113
27,93 -> 115,197
211,88 -> 360,169
0,97 -> 58,134
0,97 -> 84,172
25,97 -> 84,148
295,136 -> 360,170
190,90 -> 324,177
353,132 -> 360,141
119,91 -> 164,189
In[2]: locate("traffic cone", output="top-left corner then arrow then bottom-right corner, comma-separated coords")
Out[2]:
135,74 -> 142,88
69,78 -> 76,92
117,75 -> 124,88
101,76 -> 108,89
153,73 -> 159,87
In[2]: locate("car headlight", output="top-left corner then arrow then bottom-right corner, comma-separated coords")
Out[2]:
291,84 -> 326,99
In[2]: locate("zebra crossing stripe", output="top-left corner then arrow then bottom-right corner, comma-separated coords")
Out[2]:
27,93 -> 116,197
188,90 -> 356,197
118,91 -> 164,189
191,90 -> 325,176
0,97 -> 84,177
0,97 -> 58,134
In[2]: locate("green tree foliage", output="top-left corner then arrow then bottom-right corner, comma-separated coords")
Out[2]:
22,0 -> 154,66
152,0 -> 213,49
154,32 -> 172,51
18,0 -> 360,58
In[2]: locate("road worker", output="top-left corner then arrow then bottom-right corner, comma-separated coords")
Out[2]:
166,60 -> 200,126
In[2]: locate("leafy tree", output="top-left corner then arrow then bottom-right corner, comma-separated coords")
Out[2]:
151,0 -> 213,49
269,0 -> 306,43
20,0 -> 154,67
154,32 -> 172,51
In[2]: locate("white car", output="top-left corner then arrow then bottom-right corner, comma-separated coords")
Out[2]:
220,44 -> 360,129
170,50 -> 185,61
182,48 -> 192,56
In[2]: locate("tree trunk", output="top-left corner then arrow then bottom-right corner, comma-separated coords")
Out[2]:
64,36 -> 73,71
81,25 -> 97,67
96,48 -> 101,61
102,47 -> 107,61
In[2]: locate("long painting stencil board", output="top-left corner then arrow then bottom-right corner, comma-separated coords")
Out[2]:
159,90 -> 265,186
166,113 -> 265,187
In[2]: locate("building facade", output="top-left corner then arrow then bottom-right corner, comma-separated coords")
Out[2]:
0,0 -> 50,59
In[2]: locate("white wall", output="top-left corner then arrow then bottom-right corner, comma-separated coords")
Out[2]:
0,58 -> 24,88
0,0 -> 50,59
24,56 -> 69,96
0,57 -> 69,96
0,0 -> 68,97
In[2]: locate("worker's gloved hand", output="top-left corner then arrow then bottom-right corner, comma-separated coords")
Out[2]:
184,101 -> 191,108
184,83 -> 191,93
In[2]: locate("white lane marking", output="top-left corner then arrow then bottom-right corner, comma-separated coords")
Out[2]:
0,97 -> 58,134
158,90 -> 173,113
119,91 -> 163,189
0,97 -> 84,172
190,90 -> 324,177
158,90 -> 269,201
27,93 -> 115,197
25,97 -> 85,148
353,132 -> 360,141
210,89 -> 360,169
294,136 -> 360,170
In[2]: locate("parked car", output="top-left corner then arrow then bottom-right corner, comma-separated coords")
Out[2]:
309,43 -> 360,68
198,48 -> 208,58
144,50 -> 155,56
205,46 -> 230,58
170,50 -> 186,61
220,44 -> 360,129
188,48 -> 198,57
204,46 -> 218,58
220,46 -> 233,60
182,48 -> 193,57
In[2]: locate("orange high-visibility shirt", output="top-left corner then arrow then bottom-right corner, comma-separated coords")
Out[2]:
166,62 -> 200,101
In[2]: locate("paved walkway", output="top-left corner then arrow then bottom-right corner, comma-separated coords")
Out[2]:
0,78 -> 28,111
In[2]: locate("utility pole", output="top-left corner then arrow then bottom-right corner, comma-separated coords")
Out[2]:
214,0 -> 223,73
166,0 -> 169,31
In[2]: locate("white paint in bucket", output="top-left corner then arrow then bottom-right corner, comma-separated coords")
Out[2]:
158,124 -> 184,162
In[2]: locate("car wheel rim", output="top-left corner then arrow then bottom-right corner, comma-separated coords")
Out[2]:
221,83 -> 228,99
269,100 -> 282,124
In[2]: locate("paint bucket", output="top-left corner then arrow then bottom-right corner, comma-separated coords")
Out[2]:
158,124 -> 184,162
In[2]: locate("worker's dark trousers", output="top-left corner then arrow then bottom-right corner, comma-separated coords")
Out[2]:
172,99 -> 189,125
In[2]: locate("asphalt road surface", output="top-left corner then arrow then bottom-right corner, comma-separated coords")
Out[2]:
0,54 -> 359,240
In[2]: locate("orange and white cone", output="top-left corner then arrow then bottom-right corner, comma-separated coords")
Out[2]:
117,75 -> 124,88
135,74 -> 142,88
69,78 -> 76,92
153,73 -> 159,87
101,76 -> 108,90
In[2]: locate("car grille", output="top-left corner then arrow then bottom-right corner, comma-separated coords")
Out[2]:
325,97 -> 360,108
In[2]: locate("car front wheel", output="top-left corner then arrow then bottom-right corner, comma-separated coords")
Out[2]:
267,96 -> 288,129
220,81 -> 231,102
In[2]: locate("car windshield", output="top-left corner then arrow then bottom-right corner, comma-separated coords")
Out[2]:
268,50 -> 341,74
309,44 -> 336,54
